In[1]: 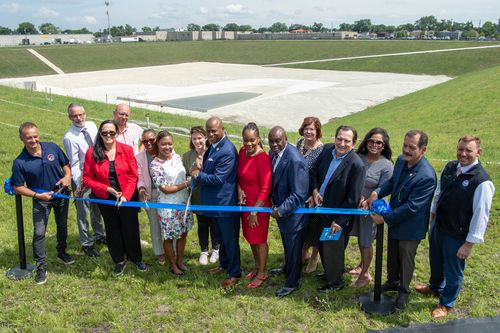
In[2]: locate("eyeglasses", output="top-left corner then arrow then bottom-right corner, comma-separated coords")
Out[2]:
141,138 -> 155,144
367,139 -> 385,146
100,131 -> 116,137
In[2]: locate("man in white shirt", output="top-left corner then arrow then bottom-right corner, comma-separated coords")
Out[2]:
113,103 -> 143,156
63,103 -> 105,257
416,135 -> 495,318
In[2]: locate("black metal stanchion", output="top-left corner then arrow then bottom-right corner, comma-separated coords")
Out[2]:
6,194 -> 36,280
359,222 -> 396,315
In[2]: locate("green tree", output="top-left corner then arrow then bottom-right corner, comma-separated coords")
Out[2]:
311,22 -> 323,32
353,19 -> 371,32
238,25 -> 252,32
339,23 -> 354,31
370,24 -> 387,33
223,23 -> 239,31
436,19 -> 453,31
17,22 -> 38,34
270,22 -> 288,32
257,27 -> 268,33
465,29 -> 478,39
153,26 -> 160,32
202,23 -> 220,31
187,23 -> 201,31
415,16 -> 438,31
386,25 -> 396,33
396,30 -> 409,38
123,24 -> 136,36
142,26 -> 152,32
397,23 -> 415,32
289,24 -> 308,31
110,25 -> 124,36
481,21 -> 497,37
63,28 -> 91,34
0,26 -> 12,35
39,22 -> 59,34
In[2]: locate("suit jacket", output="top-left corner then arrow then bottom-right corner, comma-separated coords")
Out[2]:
311,144 -> 366,232
83,142 -> 138,201
377,155 -> 436,240
270,144 -> 309,234
197,136 -> 238,217
136,150 -> 152,197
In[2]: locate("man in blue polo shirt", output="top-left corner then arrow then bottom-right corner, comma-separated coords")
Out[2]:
11,122 -> 74,285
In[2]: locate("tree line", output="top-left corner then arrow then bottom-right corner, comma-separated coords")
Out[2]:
1,16 -> 498,38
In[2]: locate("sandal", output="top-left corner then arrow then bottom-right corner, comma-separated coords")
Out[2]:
246,274 -> 268,289
352,275 -> 373,288
245,268 -> 258,279
348,266 -> 362,275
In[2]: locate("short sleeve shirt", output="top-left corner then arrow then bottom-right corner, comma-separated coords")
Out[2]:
11,142 -> 69,191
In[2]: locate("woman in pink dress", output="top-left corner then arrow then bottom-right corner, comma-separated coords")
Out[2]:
237,122 -> 272,289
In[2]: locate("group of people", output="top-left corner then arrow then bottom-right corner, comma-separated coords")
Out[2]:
11,104 -> 494,319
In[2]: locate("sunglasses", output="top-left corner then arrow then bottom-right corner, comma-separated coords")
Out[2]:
141,138 -> 155,144
367,139 -> 384,146
100,131 -> 116,137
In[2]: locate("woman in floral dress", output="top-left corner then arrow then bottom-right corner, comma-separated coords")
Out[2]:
150,130 -> 194,275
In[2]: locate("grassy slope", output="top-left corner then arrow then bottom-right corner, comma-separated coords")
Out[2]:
28,40 -> 500,73
1,62 -> 499,331
0,47 -> 54,78
287,46 -> 500,76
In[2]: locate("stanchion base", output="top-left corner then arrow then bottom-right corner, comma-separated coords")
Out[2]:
6,264 -> 37,280
359,292 -> 396,315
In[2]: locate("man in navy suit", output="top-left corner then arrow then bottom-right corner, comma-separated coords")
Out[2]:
368,129 -> 436,309
269,126 -> 309,297
191,117 -> 241,288
311,125 -> 366,292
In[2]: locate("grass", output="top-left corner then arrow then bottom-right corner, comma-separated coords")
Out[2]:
0,40 -> 499,78
0,48 -> 54,78
0,42 -> 499,331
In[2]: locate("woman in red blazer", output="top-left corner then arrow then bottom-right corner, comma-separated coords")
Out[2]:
83,120 -> 147,276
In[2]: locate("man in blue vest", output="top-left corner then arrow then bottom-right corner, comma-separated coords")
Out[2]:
11,122 -> 74,285
415,135 -> 495,318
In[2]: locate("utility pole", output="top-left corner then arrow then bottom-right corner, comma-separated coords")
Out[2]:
105,1 -> 111,42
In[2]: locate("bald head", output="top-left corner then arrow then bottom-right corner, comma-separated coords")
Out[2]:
269,126 -> 287,154
114,103 -> 131,129
206,117 -> 225,144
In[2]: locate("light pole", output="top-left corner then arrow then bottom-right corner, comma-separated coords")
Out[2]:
105,1 -> 111,42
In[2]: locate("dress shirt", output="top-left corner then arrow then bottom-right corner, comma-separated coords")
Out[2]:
272,143 -> 287,172
431,160 -> 495,243
63,121 -> 98,185
116,122 -> 143,156
319,149 -> 350,197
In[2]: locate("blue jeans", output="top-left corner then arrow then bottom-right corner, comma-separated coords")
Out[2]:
32,196 -> 69,267
428,224 -> 466,308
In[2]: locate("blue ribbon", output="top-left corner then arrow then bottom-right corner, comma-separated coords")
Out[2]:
3,179 -> 391,217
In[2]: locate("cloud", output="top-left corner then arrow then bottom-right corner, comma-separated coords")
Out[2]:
33,7 -> 59,19
0,2 -> 20,13
84,16 -> 97,24
199,7 -> 208,14
149,4 -> 183,20
224,4 -> 252,15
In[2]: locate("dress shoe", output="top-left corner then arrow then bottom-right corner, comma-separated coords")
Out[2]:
208,267 -> 226,275
317,283 -> 344,293
221,277 -> 240,289
415,284 -> 439,297
275,287 -> 296,298
82,246 -> 100,257
381,282 -> 399,292
431,304 -> 450,318
270,268 -> 284,275
396,292 -> 409,310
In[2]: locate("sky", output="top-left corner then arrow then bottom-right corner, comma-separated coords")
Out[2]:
0,0 -> 498,31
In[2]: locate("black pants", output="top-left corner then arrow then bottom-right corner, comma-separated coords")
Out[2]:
387,233 -> 421,294
319,233 -> 347,286
98,203 -> 142,264
196,213 -> 220,252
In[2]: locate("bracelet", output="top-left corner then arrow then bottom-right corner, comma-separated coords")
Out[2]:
33,192 -> 37,198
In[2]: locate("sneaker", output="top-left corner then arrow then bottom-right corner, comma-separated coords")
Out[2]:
135,261 -> 149,272
57,252 -> 75,265
199,251 -> 209,265
35,267 -> 47,285
114,262 -> 125,276
209,249 -> 219,263
82,246 -> 100,257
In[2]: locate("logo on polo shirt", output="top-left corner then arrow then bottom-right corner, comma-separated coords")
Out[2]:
462,180 -> 469,188
47,154 -> 55,161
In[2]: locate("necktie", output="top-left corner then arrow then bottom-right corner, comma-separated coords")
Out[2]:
81,128 -> 94,148
455,168 -> 462,177
272,154 -> 279,172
